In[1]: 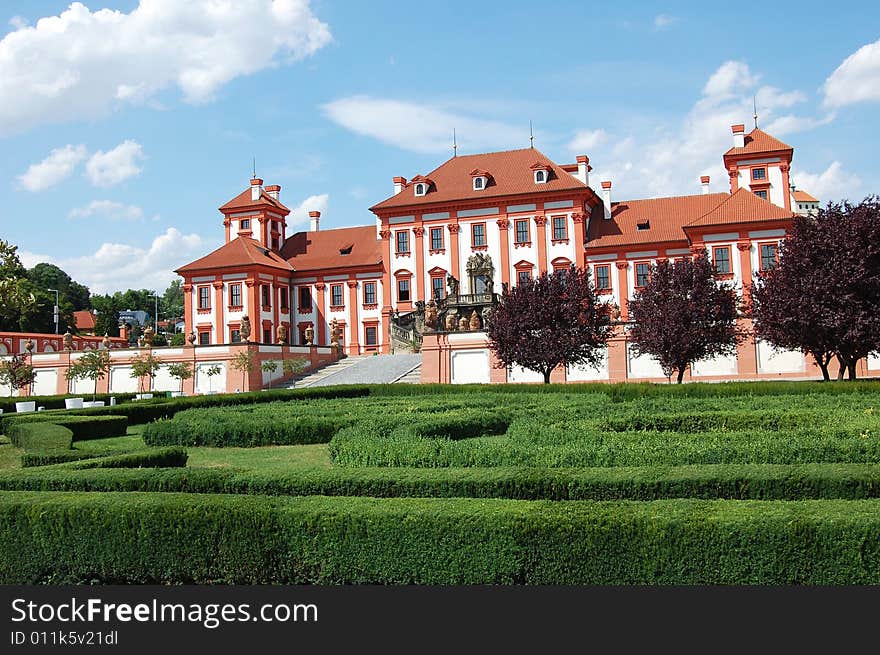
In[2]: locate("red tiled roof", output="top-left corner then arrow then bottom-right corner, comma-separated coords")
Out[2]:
586,189 -> 793,249
724,128 -> 793,157
176,237 -> 294,273
281,226 -> 383,272
219,187 -> 290,213
370,148 -> 587,211
793,190 -> 818,202
73,310 -> 96,331
686,188 -> 794,228
587,193 -> 728,248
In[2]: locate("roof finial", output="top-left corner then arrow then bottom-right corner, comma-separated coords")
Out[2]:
252,156 -> 256,179
529,120 -> 534,148
453,128 -> 457,157
753,95 -> 758,129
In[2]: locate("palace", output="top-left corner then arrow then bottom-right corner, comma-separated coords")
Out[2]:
176,123 -> 879,384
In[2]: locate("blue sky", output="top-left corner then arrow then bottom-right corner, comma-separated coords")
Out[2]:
1,0 -> 878,293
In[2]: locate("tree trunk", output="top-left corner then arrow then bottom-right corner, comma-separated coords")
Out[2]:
676,368 -> 685,384
543,369 -> 551,384
817,361 -> 830,381
848,361 -> 857,381
836,355 -> 846,381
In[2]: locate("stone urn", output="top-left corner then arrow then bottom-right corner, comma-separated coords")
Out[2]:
143,325 -> 155,347
304,325 -> 314,345
469,310 -> 482,330
458,316 -> 469,331
240,315 -> 252,342
24,338 -> 34,354
330,318 -> 340,346
445,312 -> 457,331
276,324 -> 288,344
63,330 -> 74,351
186,331 -> 196,346
102,333 -> 111,350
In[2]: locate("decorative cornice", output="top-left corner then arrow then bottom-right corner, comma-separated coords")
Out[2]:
447,223 -> 461,234
571,212 -> 586,224
615,261 -> 629,270
736,241 -> 751,252
346,280 -> 358,289
413,227 -> 425,237
496,218 -> 510,230
379,230 -> 391,240
212,282 -> 224,290
534,216 -> 548,227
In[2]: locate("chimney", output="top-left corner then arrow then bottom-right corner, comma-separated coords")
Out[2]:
393,176 -> 407,195
309,210 -> 321,232
250,177 -> 263,201
576,155 -> 591,186
731,124 -> 745,149
601,181 -> 612,220
701,175 -> 710,195
265,184 -> 280,200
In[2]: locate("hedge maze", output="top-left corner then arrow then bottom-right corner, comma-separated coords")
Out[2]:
2,380 -> 880,584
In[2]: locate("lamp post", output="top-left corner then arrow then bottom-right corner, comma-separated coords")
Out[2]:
151,292 -> 159,336
47,288 -> 59,334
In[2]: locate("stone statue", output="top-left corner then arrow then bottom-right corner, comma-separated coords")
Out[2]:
304,325 -> 314,345
330,318 -> 340,346
424,300 -> 438,331
447,274 -> 459,297
501,282 -> 509,295
469,310 -> 482,330
186,331 -> 196,346
102,333 -> 111,350
24,338 -> 34,354
276,324 -> 288,344
143,325 -> 155,347
240,315 -> 252,342
484,270 -> 494,296
445,312 -> 457,331
63,330 -> 74,351
137,335 -> 145,348
458,315 -> 469,331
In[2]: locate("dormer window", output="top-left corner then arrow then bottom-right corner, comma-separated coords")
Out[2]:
414,183 -> 426,196
469,169 -> 491,191
636,220 -> 650,231
240,219 -> 250,230
473,176 -> 485,190
530,162 -> 551,184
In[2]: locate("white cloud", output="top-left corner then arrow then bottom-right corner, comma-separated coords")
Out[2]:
0,1 -> 331,136
791,162 -> 861,201
653,14 -> 677,30
18,228 -> 211,294
8,16 -> 28,30
289,193 -> 329,225
321,96 -> 518,153
823,37 -> 880,109
702,61 -> 760,99
567,129 -> 609,152
85,140 -> 145,187
578,60 -> 830,200
17,144 -> 87,191
69,200 -> 144,221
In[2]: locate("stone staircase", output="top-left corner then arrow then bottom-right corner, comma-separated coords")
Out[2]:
289,353 -> 422,388
392,363 -> 422,384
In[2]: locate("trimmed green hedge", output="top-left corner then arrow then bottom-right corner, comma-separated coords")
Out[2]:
7,422 -> 73,450
143,408 -> 341,447
0,393 -> 136,415
2,491 -> 880,584
20,451 -> 95,468
68,447 -> 187,470
7,463 -> 880,501
1,414 -> 128,441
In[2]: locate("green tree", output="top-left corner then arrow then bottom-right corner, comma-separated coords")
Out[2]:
163,279 -> 185,325
0,241 -> 37,332
66,350 -> 111,400
130,352 -> 164,394
282,357 -> 309,388
230,350 -> 258,391
0,354 -> 37,397
27,262 -> 91,311
203,365 -> 222,393
166,361 -> 193,393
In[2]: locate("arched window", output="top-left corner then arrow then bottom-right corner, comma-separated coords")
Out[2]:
535,170 -> 546,183
415,183 -> 426,196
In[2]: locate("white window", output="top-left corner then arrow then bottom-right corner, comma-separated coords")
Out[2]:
534,170 -> 547,184
415,183 -> 426,196
473,176 -> 485,190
